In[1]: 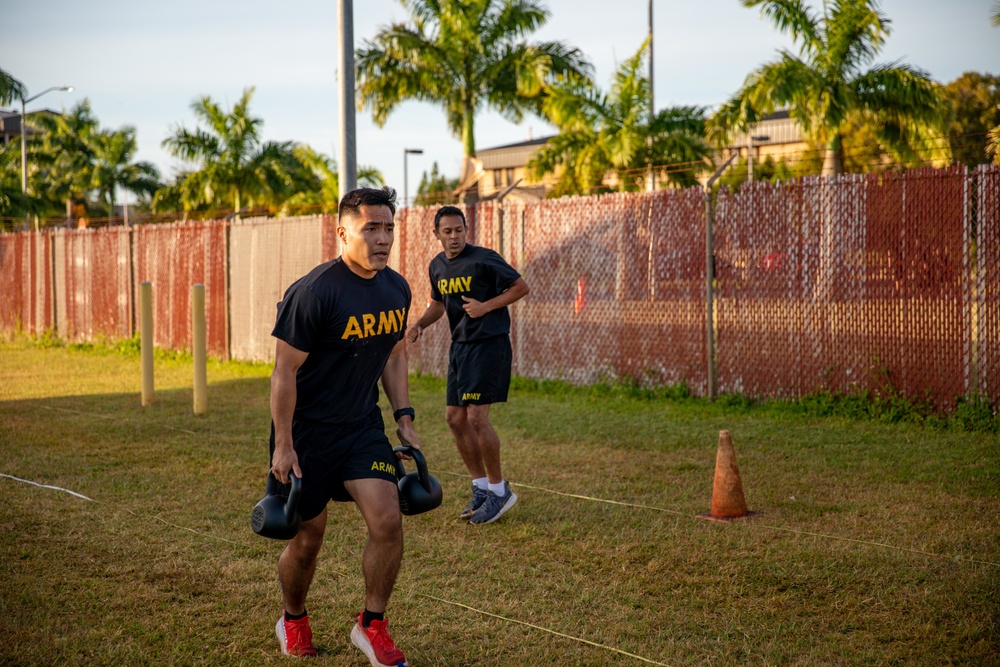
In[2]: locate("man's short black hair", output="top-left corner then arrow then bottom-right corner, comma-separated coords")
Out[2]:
339,187 -> 397,220
434,205 -> 466,231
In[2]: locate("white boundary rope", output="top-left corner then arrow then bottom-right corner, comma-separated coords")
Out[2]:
0,473 -> 94,501
38,404 -> 197,434
0,472 -> 247,547
440,472 -> 1000,569
414,592 -> 671,666
513,480 -> 687,515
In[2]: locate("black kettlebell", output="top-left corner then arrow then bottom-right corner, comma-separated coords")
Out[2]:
393,445 -> 443,515
251,471 -> 302,539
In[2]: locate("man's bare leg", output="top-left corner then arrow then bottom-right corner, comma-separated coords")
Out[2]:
446,405 -> 487,479
278,509 -> 327,615
345,478 -> 404,613
467,403 -> 502,483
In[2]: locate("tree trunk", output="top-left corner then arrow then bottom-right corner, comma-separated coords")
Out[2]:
459,103 -> 476,186
461,102 -> 475,160
822,133 -> 843,177
457,102 -> 479,204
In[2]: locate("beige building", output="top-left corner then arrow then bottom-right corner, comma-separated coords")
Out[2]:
451,135 -> 552,202
720,110 -> 808,169
459,110 -> 809,200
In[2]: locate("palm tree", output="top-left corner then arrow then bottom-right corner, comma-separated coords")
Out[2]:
33,100 -> 101,221
278,145 -> 383,215
0,142 -> 36,226
528,40 -> 711,196
355,0 -> 591,183
0,68 -> 27,106
90,128 -> 160,222
708,0 -> 950,176
30,102 -> 161,225
992,1 -> 1000,27
160,87 -> 300,215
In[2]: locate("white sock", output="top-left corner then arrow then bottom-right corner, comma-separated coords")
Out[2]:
473,477 -> 489,490
488,480 -> 506,495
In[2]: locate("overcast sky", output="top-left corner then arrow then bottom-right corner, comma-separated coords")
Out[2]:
4,0 -> 998,204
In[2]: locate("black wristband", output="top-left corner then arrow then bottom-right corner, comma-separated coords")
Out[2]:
393,407 -> 415,423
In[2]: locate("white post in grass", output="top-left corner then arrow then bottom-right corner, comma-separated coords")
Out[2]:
140,281 -> 154,407
192,284 -> 208,415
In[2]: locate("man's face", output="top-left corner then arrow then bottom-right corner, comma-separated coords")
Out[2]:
338,204 -> 394,278
435,215 -> 468,259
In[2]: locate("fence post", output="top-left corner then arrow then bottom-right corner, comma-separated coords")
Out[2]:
140,281 -> 154,407
223,219 -> 232,361
128,227 -> 136,339
704,189 -> 717,401
192,283 -> 208,414
48,230 -> 58,336
703,154 -> 737,401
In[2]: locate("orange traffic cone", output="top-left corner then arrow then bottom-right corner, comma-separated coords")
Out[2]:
698,430 -> 757,522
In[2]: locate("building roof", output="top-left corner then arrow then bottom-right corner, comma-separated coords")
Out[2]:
728,110 -> 803,148
476,135 -> 554,170
0,108 -> 61,138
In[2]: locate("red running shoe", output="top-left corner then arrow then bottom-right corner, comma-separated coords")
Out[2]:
276,614 -> 318,657
350,612 -> 408,667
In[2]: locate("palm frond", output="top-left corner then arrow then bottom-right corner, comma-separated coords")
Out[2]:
742,0 -> 822,54
0,67 -> 28,106
824,0 -> 889,76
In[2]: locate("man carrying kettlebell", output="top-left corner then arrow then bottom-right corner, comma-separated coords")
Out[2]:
269,186 -> 418,665
407,205 -> 529,525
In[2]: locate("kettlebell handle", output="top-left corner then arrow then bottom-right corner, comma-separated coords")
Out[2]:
393,445 -> 433,493
266,470 -> 302,522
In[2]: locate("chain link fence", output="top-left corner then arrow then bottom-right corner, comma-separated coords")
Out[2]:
1,166 -> 997,414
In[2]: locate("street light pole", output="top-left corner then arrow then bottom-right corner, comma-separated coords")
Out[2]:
403,148 -> 423,207
20,85 -> 73,229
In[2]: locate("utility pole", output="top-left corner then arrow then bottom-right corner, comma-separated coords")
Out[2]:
337,0 -> 357,199
647,0 -> 655,192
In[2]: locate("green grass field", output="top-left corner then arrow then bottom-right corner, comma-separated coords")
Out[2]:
1,340 -> 997,666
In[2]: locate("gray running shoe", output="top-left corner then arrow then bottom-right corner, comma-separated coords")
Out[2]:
459,483 -> 489,519
469,482 -> 517,525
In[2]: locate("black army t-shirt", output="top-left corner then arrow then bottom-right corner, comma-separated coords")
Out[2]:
272,258 -> 410,426
429,244 -> 521,343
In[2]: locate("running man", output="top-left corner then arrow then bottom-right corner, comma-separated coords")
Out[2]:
407,205 -> 529,525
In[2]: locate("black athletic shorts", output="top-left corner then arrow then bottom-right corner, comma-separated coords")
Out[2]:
446,335 -> 512,406
268,406 -> 400,521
